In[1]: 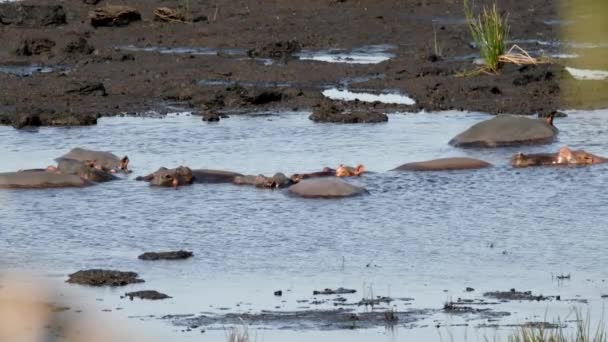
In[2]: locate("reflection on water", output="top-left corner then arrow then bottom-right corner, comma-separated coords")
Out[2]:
1,110 -> 608,341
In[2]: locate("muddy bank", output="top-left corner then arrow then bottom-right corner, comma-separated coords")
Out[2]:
0,0 -> 607,128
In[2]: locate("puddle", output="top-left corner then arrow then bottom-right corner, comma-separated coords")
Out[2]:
0,64 -> 69,77
296,45 -> 396,64
117,45 -> 247,56
198,79 -> 293,88
510,39 -> 608,49
565,67 -> 608,80
322,88 -> 415,105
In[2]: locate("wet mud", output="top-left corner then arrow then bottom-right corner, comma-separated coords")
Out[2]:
66,269 -> 144,287
1,0 -> 607,128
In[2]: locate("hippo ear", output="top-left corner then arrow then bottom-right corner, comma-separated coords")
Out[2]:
356,164 -> 365,174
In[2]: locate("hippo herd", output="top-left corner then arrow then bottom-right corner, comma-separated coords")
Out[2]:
0,114 -> 606,198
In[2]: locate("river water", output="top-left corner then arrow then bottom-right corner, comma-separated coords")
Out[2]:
1,110 -> 608,341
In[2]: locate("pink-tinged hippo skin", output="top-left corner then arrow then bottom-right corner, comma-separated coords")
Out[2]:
137,167 -> 243,188
287,178 -> 369,199
58,148 -> 129,173
336,164 -> 365,177
449,113 -> 558,148
510,147 -> 608,168
393,157 -> 493,171
0,171 -> 91,189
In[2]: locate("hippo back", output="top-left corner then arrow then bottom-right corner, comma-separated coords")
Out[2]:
287,178 -> 368,198
0,171 -> 91,189
191,169 -> 244,184
449,115 -> 558,148
393,157 -> 493,171
59,148 -> 122,169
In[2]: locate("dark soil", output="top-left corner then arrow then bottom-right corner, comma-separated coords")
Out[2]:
66,269 -> 144,286
0,0 -> 606,128
138,250 -> 194,260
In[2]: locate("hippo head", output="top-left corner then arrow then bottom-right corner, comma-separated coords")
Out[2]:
86,156 -> 129,173
335,164 -> 365,177
148,166 -> 194,187
558,147 -> 607,165
78,165 -> 119,182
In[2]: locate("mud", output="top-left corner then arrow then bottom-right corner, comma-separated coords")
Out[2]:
1,0 -> 607,128
66,269 -> 144,286
483,289 -> 551,302
124,290 -> 171,300
168,308 -> 433,331
138,250 -> 194,261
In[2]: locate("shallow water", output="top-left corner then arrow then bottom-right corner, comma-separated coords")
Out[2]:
1,110 -> 608,341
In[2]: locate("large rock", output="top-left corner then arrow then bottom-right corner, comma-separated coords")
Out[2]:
288,178 -> 368,198
89,6 -> 141,27
0,171 -> 90,189
67,269 -> 144,287
15,38 -> 56,56
449,114 -> 558,148
0,4 -> 66,27
393,157 -> 493,171
7,108 -> 98,129
138,250 -> 193,261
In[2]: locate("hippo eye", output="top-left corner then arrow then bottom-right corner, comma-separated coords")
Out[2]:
164,175 -> 173,180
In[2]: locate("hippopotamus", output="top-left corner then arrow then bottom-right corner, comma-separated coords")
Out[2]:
52,158 -> 118,182
233,173 -> 293,189
287,178 -> 369,198
335,164 -> 365,177
137,166 -> 243,187
2,158 -> 119,189
449,113 -> 558,148
290,165 -> 365,182
58,148 -> 130,173
393,157 -> 493,171
511,147 -> 608,167
0,170 -> 91,189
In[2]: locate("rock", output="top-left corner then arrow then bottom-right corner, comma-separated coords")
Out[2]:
274,290 -> 283,296
66,270 -> 144,287
0,4 -> 66,27
313,288 -> 357,295
83,0 -> 102,5
392,157 -> 493,171
309,101 -> 387,124
9,108 -> 98,129
15,38 -> 55,56
138,250 -> 194,261
202,112 -> 220,122
65,81 -> 107,96
288,178 -> 369,198
247,40 -> 301,60
64,37 -> 95,55
125,290 -> 171,300
465,287 -> 475,292
449,114 -> 558,148
89,6 -> 141,27
154,7 -> 186,22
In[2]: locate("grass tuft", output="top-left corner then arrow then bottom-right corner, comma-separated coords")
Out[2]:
463,0 -> 509,73
225,319 -> 251,342
509,309 -> 606,342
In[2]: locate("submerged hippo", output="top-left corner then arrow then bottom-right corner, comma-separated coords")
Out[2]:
287,178 -> 369,198
290,165 -> 365,182
52,158 -> 118,182
449,113 -> 557,148
511,146 -> 607,167
137,166 -> 243,187
335,164 -> 365,177
0,170 -> 91,189
393,157 -> 493,171
233,173 -> 293,189
59,148 -> 130,173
